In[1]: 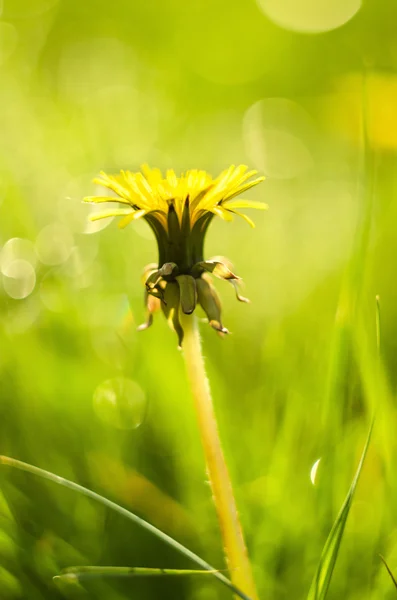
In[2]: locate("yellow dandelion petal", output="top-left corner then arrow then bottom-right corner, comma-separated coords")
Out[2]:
218,164 -> 237,185
118,209 -> 146,229
141,164 -> 163,184
166,169 -> 178,188
223,176 -> 266,202
135,172 -> 156,199
195,170 -> 213,194
224,164 -> 249,188
231,168 -> 258,187
156,182 -> 172,200
84,196 -> 131,205
86,163 -> 265,231
93,172 -> 133,201
226,209 -> 256,228
212,206 -> 234,221
224,199 -> 268,210
89,208 -> 134,222
198,166 -> 252,211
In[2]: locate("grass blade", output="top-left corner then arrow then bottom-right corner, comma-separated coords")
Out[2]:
307,423 -> 373,600
55,566 -> 223,582
0,456 -> 252,600
321,70 -> 376,441
379,555 -> 397,591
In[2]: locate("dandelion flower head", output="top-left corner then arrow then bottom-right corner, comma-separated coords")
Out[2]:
85,164 -> 266,346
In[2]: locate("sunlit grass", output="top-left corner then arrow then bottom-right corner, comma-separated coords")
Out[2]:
0,1 -> 396,599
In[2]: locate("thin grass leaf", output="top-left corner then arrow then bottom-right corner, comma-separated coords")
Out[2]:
55,566 -> 223,582
321,68 -> 376,435
0,456 -> 252,600
353,292 -> 394,478
307,422 -> 373,600
379,555 -> 397,591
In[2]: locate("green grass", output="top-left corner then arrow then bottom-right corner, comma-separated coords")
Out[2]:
1,0 -> 396,598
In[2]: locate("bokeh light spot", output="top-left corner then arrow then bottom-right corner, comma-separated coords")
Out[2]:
243,98 -> 314,179
84,203 -> 115,235
63,235 -> 98,280
132,218 -> 154,241
93,377 -> 146,430
0,238 -> 37,274
2,259 -> 36,299
35,223 -> 74,266
257,0 -> 361,33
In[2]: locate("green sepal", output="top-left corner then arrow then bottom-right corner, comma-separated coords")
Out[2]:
137,288 -> 162,331
196,276 -> 228,334
162,282 -> 184,347
145,270 -> 161,290
229,279 -> 250,303
167,204 -> 180,243
192,260 -> 239,281
190,212 -> 214,265
145,213 -> 169,267
145,263 -> 179,291
142,263 -> 158,281
159,262 -> 179,280
176,275 -> 197,315
137,311 -> 153,331
181,197 -> 191,238
147,286 -> 165,303
145,263 -> 178,305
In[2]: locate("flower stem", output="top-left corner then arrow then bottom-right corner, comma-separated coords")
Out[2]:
181,314 -> 258,600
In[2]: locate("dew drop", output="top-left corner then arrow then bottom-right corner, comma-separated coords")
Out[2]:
310,458 -> 321,485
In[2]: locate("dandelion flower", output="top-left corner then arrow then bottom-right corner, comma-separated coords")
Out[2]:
85,164 -> 266,346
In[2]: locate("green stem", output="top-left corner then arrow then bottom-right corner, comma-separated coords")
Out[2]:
181,314 -> 259,600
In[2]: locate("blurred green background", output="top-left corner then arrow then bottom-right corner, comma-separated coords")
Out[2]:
1,0 -> 397,598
